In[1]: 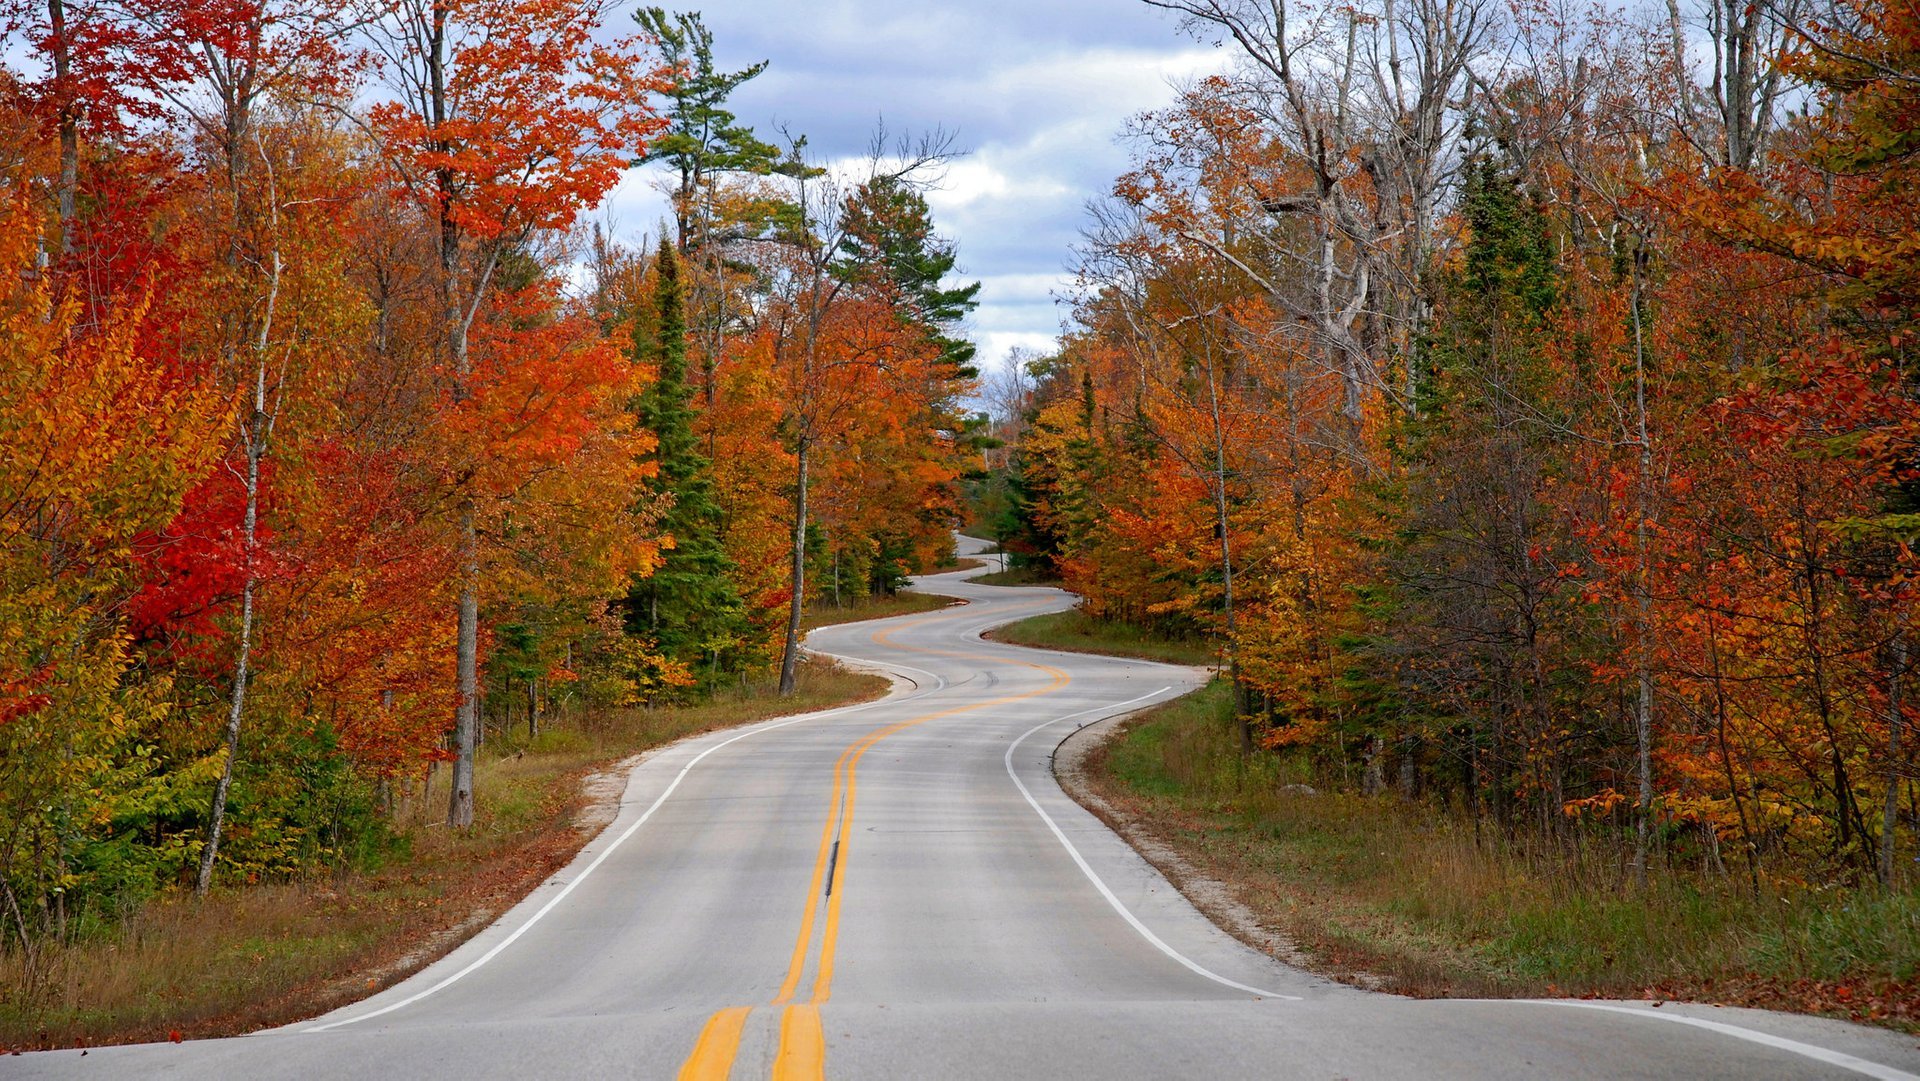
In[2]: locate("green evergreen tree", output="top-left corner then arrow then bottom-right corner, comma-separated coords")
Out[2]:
627,239 -> 751,687
836,176 -> 983,379
1364,156 -> 1571,824
634,8 -> 784,251
633,9 -> 804,430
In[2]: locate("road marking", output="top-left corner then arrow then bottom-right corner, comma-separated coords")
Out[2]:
1005,691 -> 1303,1001
950,574 -> 1910,1075
676,1006 -> 752,1081
304,694 -> 907,1033
803,597 -> 1057,690
680,613 -> 1077,1080
806,650 -> 948,694
809,627 -> 1072,1005
772,731 -> 862,1006
1523,1001 -> 1919,1080
772,1005 -> 825,1081
867,612 -> 1297,1002
778,615 -> 1069,1006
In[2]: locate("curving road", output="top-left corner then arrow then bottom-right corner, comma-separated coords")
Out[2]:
14,535 -> 1920,1079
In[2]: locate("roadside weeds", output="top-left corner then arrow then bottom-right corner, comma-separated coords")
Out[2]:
1062,678 -> 1920,1036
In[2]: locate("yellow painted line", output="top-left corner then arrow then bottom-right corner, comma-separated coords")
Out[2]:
808,717 -> 901,1004
772,735 -> 858,1005
771,1004 -> 826,1081
674,607 -> 1074,1081
808,621 -> 1070,1004
799,689 -> 1062,1001
774,611 -> 1056,1006
677,1005 -> 752,1081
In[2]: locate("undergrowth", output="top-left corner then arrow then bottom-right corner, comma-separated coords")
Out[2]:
1093,679 -> 1920,1031
0,658 -> 886,1050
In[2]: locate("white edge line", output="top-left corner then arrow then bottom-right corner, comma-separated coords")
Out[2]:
304,693 -> 904,1033
805,647 -> 947,695
1004,687 -> 1301,1002
1520,1000 -> 1919,1081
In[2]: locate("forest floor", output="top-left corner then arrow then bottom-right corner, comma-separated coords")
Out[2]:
1070,676 -> 1920,1035
0,654 -> 893,1051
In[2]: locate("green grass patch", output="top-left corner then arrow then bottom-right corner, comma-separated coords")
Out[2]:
931,557 -> 987,573
800,590 -> 959,630
1088,678 -> 1920,1030
967,564 -> 1059,587
989,607 -> 1215,666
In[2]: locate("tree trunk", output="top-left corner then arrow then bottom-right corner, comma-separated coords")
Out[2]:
195,449 -> 257,897
48,0 -> 77,256
1708,619 -> 1763,898
1630,254 -> 1655,885
1883,628 -> 1905,887
419,1 -> 481,830
448,516 -> 478,827
445,295 -> 479,829
1201,343 -> 1249,754
778,440 -> 809,696
439,223 -> 500,833
196,226 -> 279,895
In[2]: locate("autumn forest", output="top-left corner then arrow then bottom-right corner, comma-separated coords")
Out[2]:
980,0 -> 1919,903
2,0 -> 978,948
3,0 -> 1919,1041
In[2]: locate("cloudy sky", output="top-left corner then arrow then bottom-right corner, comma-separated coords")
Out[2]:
599,1 -> 1226,370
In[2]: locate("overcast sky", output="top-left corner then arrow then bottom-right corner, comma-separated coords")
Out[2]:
599,1 -> 1225,370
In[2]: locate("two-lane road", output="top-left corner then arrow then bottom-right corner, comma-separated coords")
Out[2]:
15,535 -> 1920,1079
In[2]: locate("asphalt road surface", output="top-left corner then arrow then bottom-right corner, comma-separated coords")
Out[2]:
14,536 -> 1920,1079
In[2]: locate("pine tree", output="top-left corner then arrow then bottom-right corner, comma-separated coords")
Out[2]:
837,176 -> 982,379
634,7 -> 783,252
1378,156 -> 1570,829
628,239 -> 751,688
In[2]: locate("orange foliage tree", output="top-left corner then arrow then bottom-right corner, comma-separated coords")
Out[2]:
991,0 -> 1919,891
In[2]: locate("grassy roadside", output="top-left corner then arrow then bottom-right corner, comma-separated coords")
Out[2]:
966,565 -> 1058,587
0,657 -> 886,1051
1084,679 -> 1920,1033
801,589 -> 960,630
986,607 -> 1214,667
930,557 -> 987,574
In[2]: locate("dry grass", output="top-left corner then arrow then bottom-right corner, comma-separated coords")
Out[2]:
987,607 -> 1215,666
1088,679 -> 1920,1032
0,658 -> 887,1051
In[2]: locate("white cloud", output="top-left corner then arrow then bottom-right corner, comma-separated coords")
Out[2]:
975,331 -> 1067,369
592,6 -> 1224,359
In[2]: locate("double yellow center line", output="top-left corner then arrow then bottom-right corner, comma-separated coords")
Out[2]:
677,611 -> 1069,1081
